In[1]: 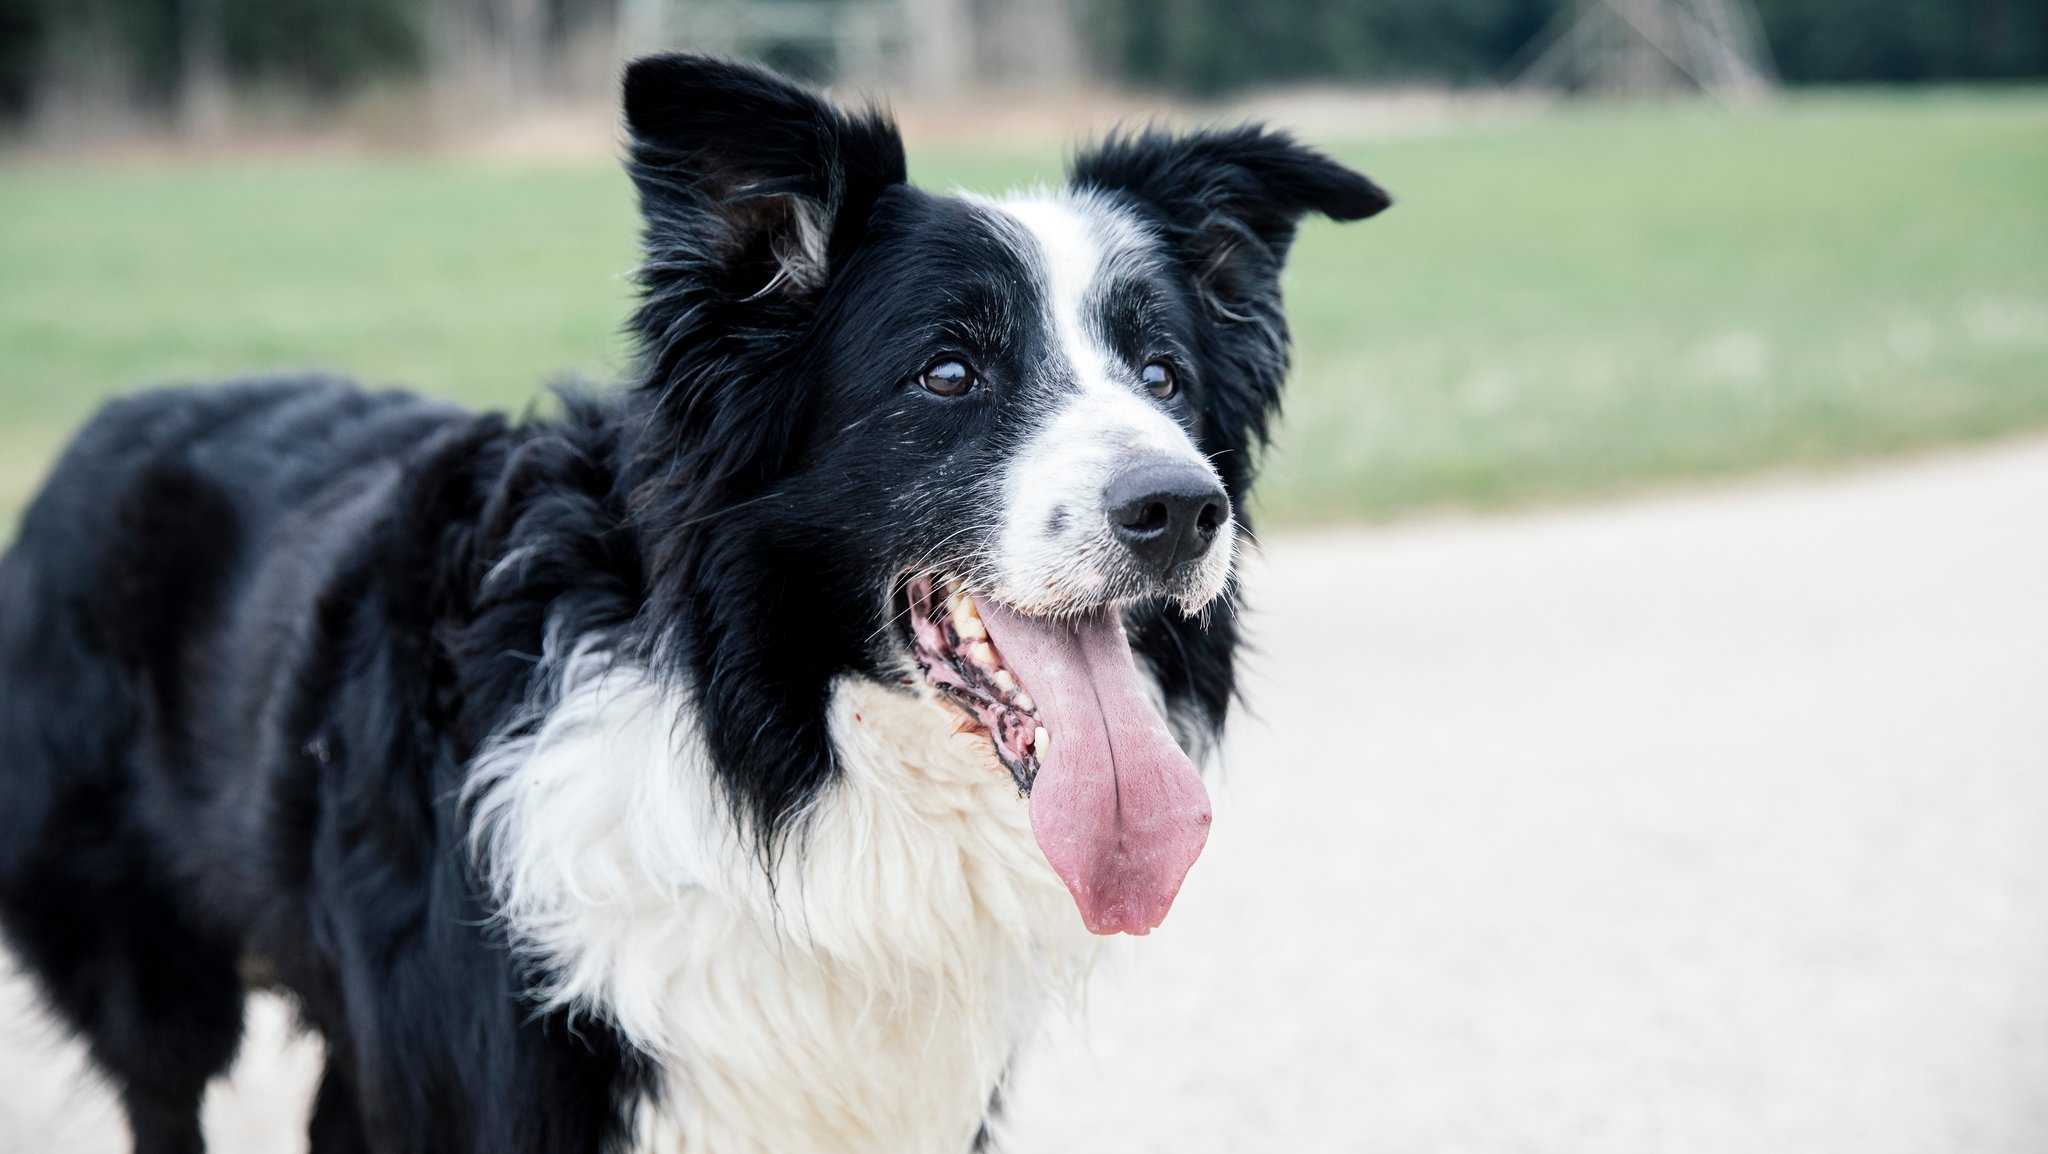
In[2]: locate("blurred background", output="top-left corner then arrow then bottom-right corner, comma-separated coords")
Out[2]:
0,0 -> 2044,530
2,2 -> 2047,1153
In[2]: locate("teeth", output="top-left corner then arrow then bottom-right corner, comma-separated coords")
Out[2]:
924,581 -> 1036,719
1033,727 -> 1049,761
950,599 -> 987,641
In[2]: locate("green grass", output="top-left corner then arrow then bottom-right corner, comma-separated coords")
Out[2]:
1270,88 -> 2048,518
3,89 -> 2046,530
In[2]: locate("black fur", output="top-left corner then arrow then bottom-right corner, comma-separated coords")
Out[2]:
0,55 -> 1383,1152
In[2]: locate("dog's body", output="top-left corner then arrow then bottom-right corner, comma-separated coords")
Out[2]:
0,57 -> 1384,1154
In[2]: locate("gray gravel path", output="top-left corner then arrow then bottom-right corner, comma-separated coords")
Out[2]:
6,441 -> 2047,1153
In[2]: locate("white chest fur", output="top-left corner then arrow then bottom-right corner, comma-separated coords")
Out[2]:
466,651 -> 1097,1154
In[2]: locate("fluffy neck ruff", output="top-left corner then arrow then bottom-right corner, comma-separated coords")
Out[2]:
466,644 -> 1097,1154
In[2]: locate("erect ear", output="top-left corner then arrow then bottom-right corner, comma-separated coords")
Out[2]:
622,53 -> 906,306
1069,125 -> 1388,313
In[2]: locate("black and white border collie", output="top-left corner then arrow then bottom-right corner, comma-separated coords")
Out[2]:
0,55 -> 1387,1154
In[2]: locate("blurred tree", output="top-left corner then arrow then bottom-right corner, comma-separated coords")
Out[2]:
1086,0 -> 1554,94
1,0 -> 2044,128
1755,0 -> 2048,81
221,0 -> 423,95
1082,0 -> 2046,94
0,0 -> 425,129
0,0 -> 43,119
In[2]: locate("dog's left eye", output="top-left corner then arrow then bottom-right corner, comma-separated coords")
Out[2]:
1141,360 -> 1177,399
920,359 -> 976,397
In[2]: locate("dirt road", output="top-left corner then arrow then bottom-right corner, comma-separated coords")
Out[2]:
7,442 -> 2046,1153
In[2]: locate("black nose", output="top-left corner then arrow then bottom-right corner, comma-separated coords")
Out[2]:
1105,460 -> 1231,576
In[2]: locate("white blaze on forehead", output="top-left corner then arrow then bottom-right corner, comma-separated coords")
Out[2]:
983,194 -> 1142,399
973,191 -> 1236,614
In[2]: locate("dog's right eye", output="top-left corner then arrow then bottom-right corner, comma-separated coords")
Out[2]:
919,359 -> 976,397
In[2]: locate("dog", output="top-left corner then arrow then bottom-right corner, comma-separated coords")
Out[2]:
0,54 -> 1387,1154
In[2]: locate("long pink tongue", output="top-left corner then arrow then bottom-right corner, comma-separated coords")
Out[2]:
974,598 -> 1212,935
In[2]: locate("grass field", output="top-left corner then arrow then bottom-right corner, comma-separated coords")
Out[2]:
2,89 -> 2045,529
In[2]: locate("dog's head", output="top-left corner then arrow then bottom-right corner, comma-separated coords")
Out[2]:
619,55 -> 1388,934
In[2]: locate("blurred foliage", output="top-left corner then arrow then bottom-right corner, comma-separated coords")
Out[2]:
0,0 -> 423,108
1088,0 -> 1554,93
0,0 -> 603,126
222,0 -> 425,94
1,0 -> 2046,122
0,0 -> 39,117
1084,0 -> 2048,94
1757,0 -> 2048,82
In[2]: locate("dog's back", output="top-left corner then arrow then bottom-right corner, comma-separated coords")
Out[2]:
0,377 -> 469,1152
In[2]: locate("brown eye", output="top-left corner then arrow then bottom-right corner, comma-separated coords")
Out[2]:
1142,360 -> 1177,399
920,359 -> 975,397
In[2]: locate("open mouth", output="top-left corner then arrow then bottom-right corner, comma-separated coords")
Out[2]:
899,571 -> 1213,936
906,573 -> 1045,793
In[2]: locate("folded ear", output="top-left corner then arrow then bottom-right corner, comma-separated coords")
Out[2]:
623,53 -> 906,306
1069,126 -> 1388,313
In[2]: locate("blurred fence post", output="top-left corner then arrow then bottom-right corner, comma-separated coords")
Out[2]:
177,0 -> 230,139
976,0 -> 1081,90
905,0 -> 967,98
503,0 -> 549,102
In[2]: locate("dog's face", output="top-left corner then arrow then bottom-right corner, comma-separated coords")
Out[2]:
798,189 -> 1237,618
620,55 -> 1387,933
